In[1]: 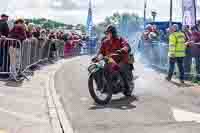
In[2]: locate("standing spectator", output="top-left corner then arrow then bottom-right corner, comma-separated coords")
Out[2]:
48,31 -> 57,59
27,23 -> 35,38
33,26 -> 41,39
191,26 -> 200,80
9,19 -> 27,42
71,34 -> 82,55
0,14 -> 9,73
81,36 -> 88,54
149,25 -> 160,65
60,32 -> 64,40
48,31 -> 56,39
25,21 -> 29,27
166,24 -> 186,84
164,27 -> 172,43
142,24 -> 152,63
56,32 -> 61,40
143,24 -> 152,41
63,33 -> 69,42
0,14 -> 9,37
159,30 -> 165,42
196,20 -> 200,31
39,29 -> 48,60
151,25 -> 160,37
149,25 -> 159,40
183,25 -> 193,79
55,31 -> 64,57
64,33 -> 73,57
9,18 -> 27,79
40,29 -> 47,39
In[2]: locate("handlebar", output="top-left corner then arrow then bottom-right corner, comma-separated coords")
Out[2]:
92,53 -> 121,63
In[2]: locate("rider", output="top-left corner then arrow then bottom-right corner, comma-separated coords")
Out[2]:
94,25 -> 135,96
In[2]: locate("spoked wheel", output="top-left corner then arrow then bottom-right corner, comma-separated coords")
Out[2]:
88,74 -> 112,105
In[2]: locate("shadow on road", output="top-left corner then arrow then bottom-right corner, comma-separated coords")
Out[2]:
4,80 -> 23,87
0,60 -> 56,87
89,96 -> 138,110
170,81 -> 195,87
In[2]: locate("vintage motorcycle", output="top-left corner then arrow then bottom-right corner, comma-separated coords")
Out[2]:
88,53 -> 134,105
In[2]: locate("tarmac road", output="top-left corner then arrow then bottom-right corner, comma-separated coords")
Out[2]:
55,55 -> 200,133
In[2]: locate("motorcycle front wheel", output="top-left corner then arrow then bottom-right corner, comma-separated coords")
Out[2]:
88,73 -> 112,105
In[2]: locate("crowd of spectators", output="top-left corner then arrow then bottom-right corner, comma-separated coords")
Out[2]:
0,13 -> 94,79
182,21 -> 200,80
142,24 -> 160,43
140,20 -> 200,81
0,14 -> 90,54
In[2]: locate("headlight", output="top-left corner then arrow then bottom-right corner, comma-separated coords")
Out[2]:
88,64 -> 97,73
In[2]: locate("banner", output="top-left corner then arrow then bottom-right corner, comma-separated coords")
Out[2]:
144,0 -> 147,29
182,0 -> 196,26
86,0 -> 93,37
197,0 -> 200,19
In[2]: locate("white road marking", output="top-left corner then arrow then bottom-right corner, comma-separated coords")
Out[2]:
172,107 -> 200,123
80,97 -> 89,102
46,58 -> 77,133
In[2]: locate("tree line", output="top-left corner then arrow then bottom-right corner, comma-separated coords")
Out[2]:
95,12 -> 144,38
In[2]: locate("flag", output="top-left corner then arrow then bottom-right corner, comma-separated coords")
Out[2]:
144,0 -> 147,29
86,0 -> 93,37
182,0 -> 196,26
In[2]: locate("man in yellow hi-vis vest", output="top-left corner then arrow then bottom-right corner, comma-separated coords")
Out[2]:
166,24 -> 186,83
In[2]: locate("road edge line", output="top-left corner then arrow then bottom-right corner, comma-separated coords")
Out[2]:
47,57 -> 82,133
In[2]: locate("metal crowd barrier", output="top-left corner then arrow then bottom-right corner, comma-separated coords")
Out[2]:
0,37 -> 67,81
139,41 -> 200,79
20,38 -> 52,74
151,42 -> 169,71
63,41 -> 97,58
0,38 -> 21,78
54,39 -> 65,58
64,45 -> 84,58
139,41 -> 172,72
0,36 -> 98,81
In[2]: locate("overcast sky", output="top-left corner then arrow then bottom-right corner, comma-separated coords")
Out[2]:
0,0 -> 200,24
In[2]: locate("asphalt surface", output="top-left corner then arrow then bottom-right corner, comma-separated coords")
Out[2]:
0,66 -> 52,133
55,55 -> 200,133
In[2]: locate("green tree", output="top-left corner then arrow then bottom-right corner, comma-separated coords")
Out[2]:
24,18 -> 66,29
42,22 -> 54,29
79,24 -> 86,33
96,12 -> 144,38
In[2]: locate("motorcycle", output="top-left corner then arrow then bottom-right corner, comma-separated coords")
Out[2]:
88,53 -> 134,105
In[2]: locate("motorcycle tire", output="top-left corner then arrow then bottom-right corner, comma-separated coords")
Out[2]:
88,74 -> 112,105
